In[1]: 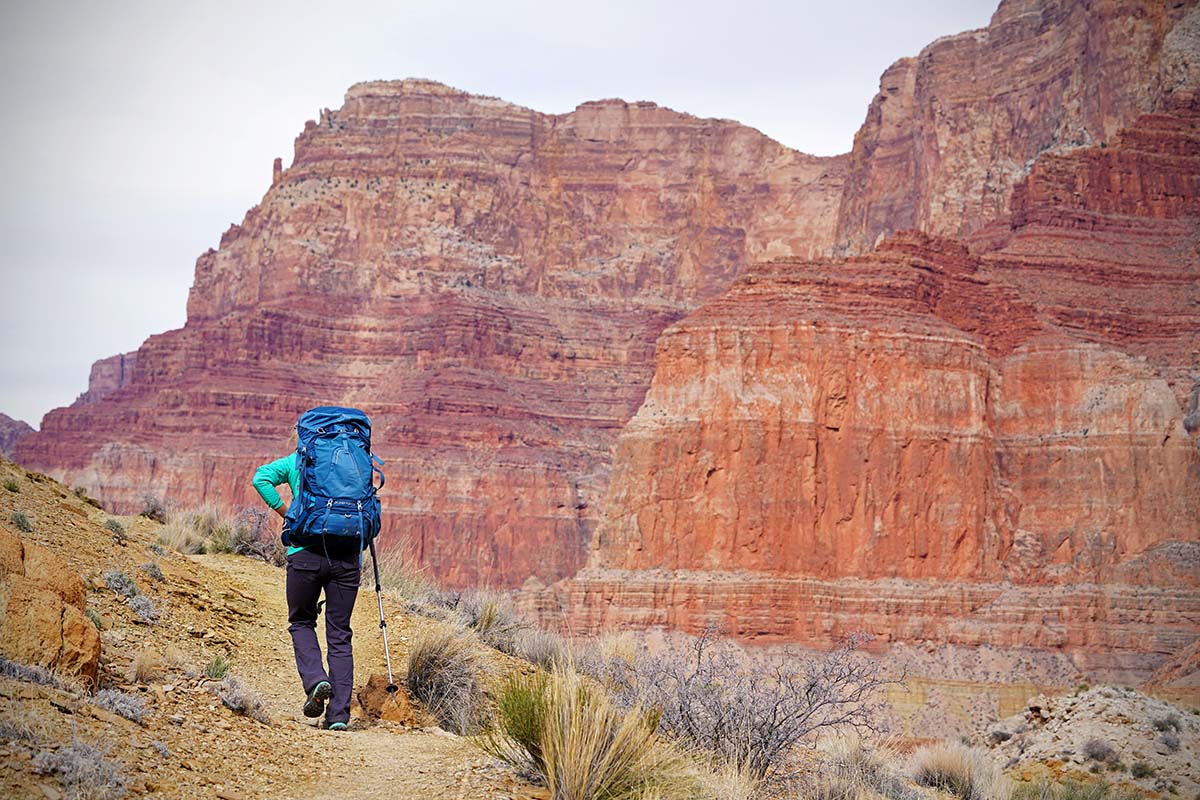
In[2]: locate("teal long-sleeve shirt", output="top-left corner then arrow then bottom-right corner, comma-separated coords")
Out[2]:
252,454 -> 299,511
252,454 -> 306,556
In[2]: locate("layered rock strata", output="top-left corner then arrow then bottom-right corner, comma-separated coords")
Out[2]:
834,0 -> 1199,253
0,413 -> 32,458
16,80 -> 845,587
553,103 -> 1200,685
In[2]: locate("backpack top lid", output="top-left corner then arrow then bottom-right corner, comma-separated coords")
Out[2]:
296,406 -> 371,440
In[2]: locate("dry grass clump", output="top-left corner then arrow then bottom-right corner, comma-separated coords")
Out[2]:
515,627 -> 569,670
405,624 -> 490,734
92,689 -> 147,724
11,510 -> 33,532
214,675 -> 271,725
909,741 -> 1009,800
32,739 -> 126,800
0,703 -> 55,743
455,589 -> 523,653
130,649 -> 165,683
374,539 -> 445,610
156,505 -> 283,564
482,665 -> 736,800
798,737 -> 920,800
128,595 -> 158,624
1013,778 -> 1143,800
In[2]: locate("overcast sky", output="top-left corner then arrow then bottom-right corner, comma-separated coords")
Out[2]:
0,0 -> 997,427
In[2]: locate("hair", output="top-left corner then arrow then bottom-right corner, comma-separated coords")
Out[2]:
286,429 -> 298,448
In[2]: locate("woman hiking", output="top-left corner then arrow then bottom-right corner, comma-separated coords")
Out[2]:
252,407 -> 385,731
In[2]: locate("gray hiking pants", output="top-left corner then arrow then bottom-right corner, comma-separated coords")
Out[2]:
286,547 -> 360,725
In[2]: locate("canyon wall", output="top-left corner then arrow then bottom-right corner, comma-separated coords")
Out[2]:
15,81 -> 845,587
552,98 -> 1200,683
833,0 -> 1199,253
14,0 -> 1200,618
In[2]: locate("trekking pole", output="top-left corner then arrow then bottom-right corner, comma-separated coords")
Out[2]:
367,539 -> 399,698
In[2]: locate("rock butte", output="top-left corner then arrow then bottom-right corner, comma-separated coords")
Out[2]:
12,0 -> 1200,684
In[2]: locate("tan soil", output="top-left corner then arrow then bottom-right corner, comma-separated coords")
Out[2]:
0,459 -> 547,800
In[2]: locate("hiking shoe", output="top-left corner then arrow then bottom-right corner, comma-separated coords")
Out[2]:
327,721 -> 348,732
303,681 -> 332,718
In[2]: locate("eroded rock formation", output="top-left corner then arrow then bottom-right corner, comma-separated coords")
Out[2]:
552,101 -> 1200,684
0,413 -> 32,458
16,80 -> 845,587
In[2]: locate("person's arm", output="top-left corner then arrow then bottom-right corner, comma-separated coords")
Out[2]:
252,455 -> 293,519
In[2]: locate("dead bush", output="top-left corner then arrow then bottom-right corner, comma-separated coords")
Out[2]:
214,675 -> 271,725
32,740 -> 126,800
588,629 -> 896,786
92,689 -> 146,724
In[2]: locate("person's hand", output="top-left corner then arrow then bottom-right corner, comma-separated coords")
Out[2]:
273,505 -> 286,520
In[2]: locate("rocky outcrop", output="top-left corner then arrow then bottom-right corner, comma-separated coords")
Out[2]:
833,0 -> 1199,254
0,413 -> 33,458
15,80 -> 845,588
553,102 -> 1200,685
0,528 -> 100,687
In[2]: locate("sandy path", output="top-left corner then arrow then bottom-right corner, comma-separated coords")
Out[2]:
198,555 -> 545,800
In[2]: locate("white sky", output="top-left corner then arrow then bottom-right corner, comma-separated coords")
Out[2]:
0,0 -> 997,427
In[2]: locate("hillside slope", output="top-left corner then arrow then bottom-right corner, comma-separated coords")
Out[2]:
0,458 -> 543,799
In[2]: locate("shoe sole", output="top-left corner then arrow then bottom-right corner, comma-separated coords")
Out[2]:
328,722 -> 348,731
303,681 -> 332,718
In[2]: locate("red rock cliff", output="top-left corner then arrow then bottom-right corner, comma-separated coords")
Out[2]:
833,0 -> 1199,254
554,101 -> 1200,685
15,80 -> 845,587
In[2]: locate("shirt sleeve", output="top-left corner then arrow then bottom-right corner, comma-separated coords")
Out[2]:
252,454 -> 294,509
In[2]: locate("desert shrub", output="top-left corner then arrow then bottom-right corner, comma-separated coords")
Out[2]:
0,656 -> 79,693
1083,738 -> 1116,763
482,666 -> 714,800
1152,713 -> 1181,732
588,629 -> 894,785
104,519 -> 125,536
93,689 -> 146,724
10,510 -> 32,532
128,595 -> 157,624
86,609 -> 103,629
32,740 -> 126,800
1129,761 -> 1154,779
103,570 -> 138,598
1013,778 -> 1143,800
130,649 -> 164,683
226,506 -> 284,565
990,729 -> 1013,744
204,653 -> 231,680
139,495 -> 168,523
139,562 -> 164,582
148,542 -> 164,556
515,627 -> 568,670
0,707 -> 48,743
1159,731 -> 1180,751
405,625 -> 490,734
455,589 -> 522,653
214,675 -> 270,725
151,740 -> 170,758
3,478 -> 19,492
909,741 -> 1009,800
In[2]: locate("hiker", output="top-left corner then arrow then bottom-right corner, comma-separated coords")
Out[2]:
252,407 -> 385,731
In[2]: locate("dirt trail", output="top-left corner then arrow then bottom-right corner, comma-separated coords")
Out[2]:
202,555 -> 544,800
0,459 -> 545,799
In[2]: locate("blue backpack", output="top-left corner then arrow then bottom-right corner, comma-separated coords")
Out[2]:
284,406 -> 385,550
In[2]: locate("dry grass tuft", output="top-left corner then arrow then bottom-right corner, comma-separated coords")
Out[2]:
129,649 -> 165,684
909,740 -> 1009,800
482,665 -> 736,800
405,624 -> 490,734
32,739 -> 126,800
